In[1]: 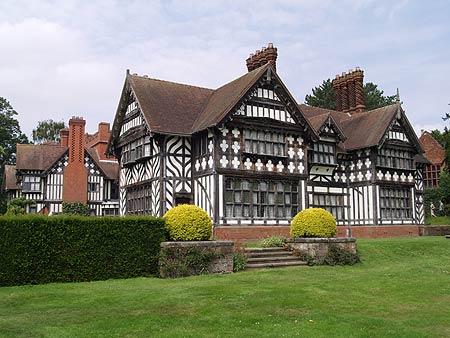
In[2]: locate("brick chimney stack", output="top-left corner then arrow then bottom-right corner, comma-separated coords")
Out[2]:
63,117 -> 87,204
85,122 -> 112,161
332,67 -> 365,114
246,43 -> 278,72
60,128 -> 69,147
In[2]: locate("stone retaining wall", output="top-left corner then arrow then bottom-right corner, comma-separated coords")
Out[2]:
419,226 -> 450,236
159,241 -> 234,278
285,237 -> 357,259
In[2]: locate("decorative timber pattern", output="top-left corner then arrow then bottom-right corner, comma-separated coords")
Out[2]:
108,51 -> 425,227
165,136 -> 192,210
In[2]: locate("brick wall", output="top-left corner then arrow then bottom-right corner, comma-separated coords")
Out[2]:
214,225 -> 420,242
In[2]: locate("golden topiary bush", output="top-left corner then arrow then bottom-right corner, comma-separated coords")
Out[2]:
290,208 -> 337,238
164,204 -> 212,241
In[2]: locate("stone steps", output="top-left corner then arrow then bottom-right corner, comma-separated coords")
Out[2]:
244,247 -> 307,270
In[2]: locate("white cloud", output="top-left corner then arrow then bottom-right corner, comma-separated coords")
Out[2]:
0,0 -> 448,139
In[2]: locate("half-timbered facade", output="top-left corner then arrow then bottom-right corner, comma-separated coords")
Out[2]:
8,118 -> 120,215
107,43 -> 425,227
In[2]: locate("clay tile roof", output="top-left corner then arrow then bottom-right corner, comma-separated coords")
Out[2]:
16,144 -> 68,171
129,75 -> 214,135
339,104 -> 399,150
414,153 -> 431,165
128,64 -> 271,135
3,165 -> 18,190
307,114 -> 329,132
299,104 -> 349,123
192,64 -> 270,132
419,131 -> 445,165
85,148 -> 119,180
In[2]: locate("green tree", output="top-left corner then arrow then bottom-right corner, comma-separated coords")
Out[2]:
363,83 -> 396,111
0,97 -> 29,166
5,197 -> 35,216
0,97 -> 29,213
439,168 -> 450,204
32,119 -> 65,144
304,79 -> 336,110
305,79 -> 396,111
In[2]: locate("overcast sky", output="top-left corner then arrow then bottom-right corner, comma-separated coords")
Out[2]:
1,0 -> 449,139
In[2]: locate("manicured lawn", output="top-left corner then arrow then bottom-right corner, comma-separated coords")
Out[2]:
1,237 -> 450,338
426,216 -> 450,225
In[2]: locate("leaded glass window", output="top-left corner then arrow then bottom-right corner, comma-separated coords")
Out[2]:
379,187 -> 411,220
22,176 -> 41,192
312,142 -> 335,164
377,147 -> 414,170
224,177 -> 298,219
126,184 -> 153,215
243,130 -> 285,157
311,193 -> 344,220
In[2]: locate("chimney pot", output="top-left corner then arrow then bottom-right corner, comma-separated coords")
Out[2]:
356,66 -> 360,71
268,42 -> 273,48
342,72 -> 346,76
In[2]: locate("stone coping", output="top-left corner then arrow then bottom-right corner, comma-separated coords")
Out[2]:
160,240 -> 234,248
285,237 -> 356,243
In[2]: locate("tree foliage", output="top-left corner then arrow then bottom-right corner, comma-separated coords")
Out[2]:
304,79 -> 336,110
0,97 -> 29,166
0,97 -> 29,213
32,119 -> 65,144
304,79 -> 396,111
429,104 -> 450,164
5,198 -> 35,216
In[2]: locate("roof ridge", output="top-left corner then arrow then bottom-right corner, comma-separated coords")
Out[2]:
341,103 -> 400,122
212,63 -> 270,92
130,74 -> 214,92
192,63 -> 270,132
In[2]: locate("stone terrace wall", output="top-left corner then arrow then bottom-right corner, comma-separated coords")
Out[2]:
159,241 -> 234,278
419,226 -> 450,236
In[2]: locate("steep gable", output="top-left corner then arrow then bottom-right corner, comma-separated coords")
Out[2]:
419,131 -> 445,165
16,144 -> 68,172
192,64 -> 270,132
130,75 -> 213,135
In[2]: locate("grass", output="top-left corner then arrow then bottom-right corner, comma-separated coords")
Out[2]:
425,216 -> 450,225
1,237 -> 450,338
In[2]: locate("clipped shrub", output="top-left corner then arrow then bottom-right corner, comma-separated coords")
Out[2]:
164,204 -> 212,241
260,235 -> 286,248
62,202 -> 90,216
290,208 -> 337,238
0,215 -> 167,286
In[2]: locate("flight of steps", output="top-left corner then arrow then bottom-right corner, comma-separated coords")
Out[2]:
244,247 -> 307,270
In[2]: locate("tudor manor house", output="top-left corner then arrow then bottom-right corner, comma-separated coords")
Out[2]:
106,43 -> 426,238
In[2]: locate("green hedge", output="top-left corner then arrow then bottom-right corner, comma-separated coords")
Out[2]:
0,215 -> 167,286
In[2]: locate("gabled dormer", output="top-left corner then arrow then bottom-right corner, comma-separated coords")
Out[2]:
307,114 -> 345,177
